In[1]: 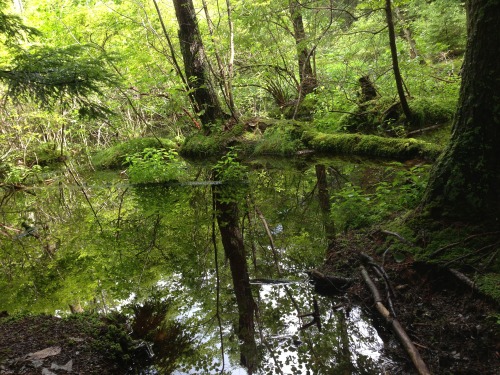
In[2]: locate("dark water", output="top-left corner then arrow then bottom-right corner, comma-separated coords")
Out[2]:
0,157 -> 419,374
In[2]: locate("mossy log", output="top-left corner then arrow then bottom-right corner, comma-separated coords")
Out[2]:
302,131 -> 442,161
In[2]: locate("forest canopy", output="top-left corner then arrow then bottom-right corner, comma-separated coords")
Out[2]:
0,0 -> 465,149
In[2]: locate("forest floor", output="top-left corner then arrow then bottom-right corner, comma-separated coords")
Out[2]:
0,313 -> 134,375
317,230 -> 500,375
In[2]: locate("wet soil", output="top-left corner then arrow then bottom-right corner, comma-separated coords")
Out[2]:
0,314 -> 131,375
316,231 -> 500,374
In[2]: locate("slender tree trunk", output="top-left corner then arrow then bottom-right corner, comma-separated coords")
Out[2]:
421,0 -> 500,222
212,183 -> 257,372
315,165 -> 335,249
172,0 -> 225,130
200,0 -> 237,119
394,7 -> 420,60
289,1 -> 317,98
225,0 -> 236,117
384,0 -> 412,120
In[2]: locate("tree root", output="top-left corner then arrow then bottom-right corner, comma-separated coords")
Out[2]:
360,265 -> 431,375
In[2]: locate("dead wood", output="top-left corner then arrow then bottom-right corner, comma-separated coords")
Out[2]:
308,269 -> 355,293
360,266 -> 431,375
406,124 -> 445,136
448,268 -> 477,291
380,229 -> 415,247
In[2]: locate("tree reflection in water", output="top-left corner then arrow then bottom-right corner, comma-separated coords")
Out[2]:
213,176 -> 258,373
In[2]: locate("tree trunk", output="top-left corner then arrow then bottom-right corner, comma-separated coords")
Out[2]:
315,165 -> 335,249
421,0 -> 500,222
172,0 -> 225,130
394,7 -> 420,60
384,0 -> 412,120
289,1 -> 317,98
200,0 -> 237,119
212,183 -> 257,372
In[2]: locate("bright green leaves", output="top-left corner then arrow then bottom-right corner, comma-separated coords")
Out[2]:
125,148 -> 186,184
212,148 -> 248,183
331,164 -> 429,231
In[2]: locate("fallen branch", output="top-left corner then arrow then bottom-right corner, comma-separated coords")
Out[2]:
381,230 -> 415,247
406,124 -> 445,136
448,268 -> 477,291
361,253 -> 397,317
308,269 -> 355,293
360,266 -> 431,375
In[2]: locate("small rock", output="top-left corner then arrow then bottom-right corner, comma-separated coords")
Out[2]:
26,346 -> 61,360
51,359 -> 73,372
42,368 -> 57,375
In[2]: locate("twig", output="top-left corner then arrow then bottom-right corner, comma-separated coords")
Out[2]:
430,231 -> 500,258
360,266 -> 431,375
406,124 -> 445,136
443,242 -> 497,267
381,230 -> 415,247
64,161 -> 103,232
255,207 -> 282,277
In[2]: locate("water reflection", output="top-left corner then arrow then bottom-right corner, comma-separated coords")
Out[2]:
0,159 -> 402,373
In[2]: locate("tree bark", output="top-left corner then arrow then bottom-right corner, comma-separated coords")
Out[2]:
289,1 -> 317,98
384,0 -> 412,120
394,7 -> 420,60
421,0 -> 500,222
315,165 -> 335,249
212,183 -> 257,372
172,0 -> 225,130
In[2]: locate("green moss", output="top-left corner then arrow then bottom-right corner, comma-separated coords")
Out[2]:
253,121 -> 305,156
180,133 -> 222,156
477,274 -> 500,304
336,96 -> 455,135
26,142 -> 69,166
180,123 -> 247,157
408,97 -> 456,129
92,137 -> 176,169
303,131 -> 442,161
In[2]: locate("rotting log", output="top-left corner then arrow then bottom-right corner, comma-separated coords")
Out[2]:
360,266 -> 431,375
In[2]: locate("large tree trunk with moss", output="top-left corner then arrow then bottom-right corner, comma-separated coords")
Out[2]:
289,1 -> 317,98
421,0 -> 500,222
172,0 -> 225,130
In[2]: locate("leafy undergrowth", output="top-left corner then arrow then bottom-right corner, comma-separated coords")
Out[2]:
316,229 -> 500,374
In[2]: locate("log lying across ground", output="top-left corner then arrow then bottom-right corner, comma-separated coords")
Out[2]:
360,265 -> 431,375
